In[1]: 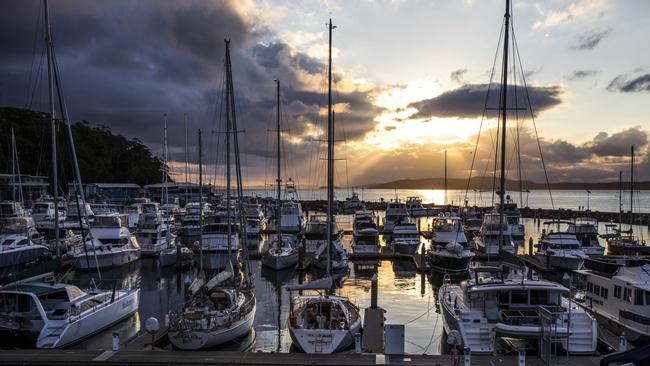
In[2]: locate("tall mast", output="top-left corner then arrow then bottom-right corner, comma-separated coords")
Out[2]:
275,80 -> 282,242
198,129 -> 203,274
497,0 -> 510,254
630,145 -> 634,229
163,113 -> 169,204
11,129 -> 16,203
224,40 -> 233,272
184,114 -> 189,203
444,150 -> 448,206
326,18 -> 336,277
44,0 -> 60,258
618,170 -> 622,231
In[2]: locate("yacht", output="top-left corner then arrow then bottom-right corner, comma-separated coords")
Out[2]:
439,265 -> 597,355
383,201 -> 409,234
242,202 -> 265,237
0,280 -> 139,348
262,234 -> 299,270
287,278 -> 362,353
472,212 -> 516,256
568,217 -> 604,256
31,200 -> 58,227
125,197 -> 150,230
576,257 -> 650,346
73,213 -> 140,270
536,221 -> 587,271
427,214 -> 474,274
406,196 -> 427,217
313,234 -> 348,272
341,192 -> 364,214
160,203 -> 180,230
167,272 -> 256,349
278,201 -> 304,234
304,214 -> 336,253
352,210 -> 379,254
604,226 -> 650,256
0,201 -> 27,223
496,196 -> 525,246
136,202 -> 175,257
179,202 -> 207,239
196,221 -> 240,271
0,217 -> 48,269
391,222 -> 420,254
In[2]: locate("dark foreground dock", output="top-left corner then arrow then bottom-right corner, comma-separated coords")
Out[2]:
0,349 -> 604,366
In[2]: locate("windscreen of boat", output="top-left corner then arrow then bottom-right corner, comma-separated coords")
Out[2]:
434,218 -> 461,232
94,215 -> 126,228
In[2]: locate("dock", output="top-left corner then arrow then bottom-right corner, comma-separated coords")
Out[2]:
0,349 -> 604,366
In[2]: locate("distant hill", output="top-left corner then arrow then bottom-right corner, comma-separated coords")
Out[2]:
365,176 -> 648,190
0,107 -> 170,188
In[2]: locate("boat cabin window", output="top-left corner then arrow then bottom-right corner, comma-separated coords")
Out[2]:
511,290 -> 528,304
530,290 -> 549,305
94,216 -> 125,228
614,285 -> 621,299
635,289 -> 645,306
67,287 -> 84,300
624,288 -> 633,303
646,291 -> 650,306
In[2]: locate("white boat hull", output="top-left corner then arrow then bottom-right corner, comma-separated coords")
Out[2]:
75,248 -> 140,270
261,251 -> 298,270
168,304 -> 255,350
289,322 -> 361,353
0,245 -> 49,268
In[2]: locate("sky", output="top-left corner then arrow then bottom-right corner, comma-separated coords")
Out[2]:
1,0 -> 649,188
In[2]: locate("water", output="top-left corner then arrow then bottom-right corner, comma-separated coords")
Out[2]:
246,188 -> 650,213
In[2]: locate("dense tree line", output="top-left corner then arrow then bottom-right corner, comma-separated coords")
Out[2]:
0,107 -> 171,192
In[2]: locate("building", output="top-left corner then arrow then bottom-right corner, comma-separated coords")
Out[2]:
74,183 -> 143,204
144,182 -> 210,204
0,174 -> 49,203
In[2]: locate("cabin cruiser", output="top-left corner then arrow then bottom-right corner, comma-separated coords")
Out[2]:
536,221 -> 587,271
59,201 -> 94,234
31,201 -> 59,227
406,196 -> 427,217
242,202 -> 265,237
0,280 -> 139,348
472,212 -> 516,256
576,257 -> 650,346
352,210 -> 379,254
286,278 -> 362,353
0,217 -> 48,269
179,202 -> 209,239
341,192 -> 364,214
160,203 -> 180,230
0,201 -> 27,223
496,197 -> 525,246
304,214 -> 337,253
195,221 -> 240,270
427,214 -> 474,274
125,197 -> 151,230
391,223 -> 420,254
567,218 -> 604,256
136,202 -> 175,257
439,265 -> 597,355
73,213 -> 140,270
277,201 -> 304,234
383,201 -> 409,234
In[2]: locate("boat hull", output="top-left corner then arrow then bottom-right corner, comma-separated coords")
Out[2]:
427,253 -> 471,273
0,246 -> 49,269
261,251 -> 298,270
289,321 -> 361,353
74,248 -> 140,270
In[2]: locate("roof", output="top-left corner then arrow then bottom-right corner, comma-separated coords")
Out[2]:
90,183 -> 141,189
4,284 -> 63,296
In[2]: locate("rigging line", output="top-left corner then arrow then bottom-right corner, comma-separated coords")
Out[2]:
212,62 -> 227,189
510,17 -> 524,207
25,1 -> 43,107
511,30 -> 555,210
464,18 -> 505,205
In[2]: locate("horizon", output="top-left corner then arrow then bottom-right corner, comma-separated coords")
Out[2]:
1,0 -> 649,188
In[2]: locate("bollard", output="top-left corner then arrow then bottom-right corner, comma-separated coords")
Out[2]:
463,347 -> 471,366
528,237 -> 533,255
518,347 -> 525,366
371,273 -> 378,308
619,333 -> 627,352
355,333 -> 362,354
112,332 -> 120,351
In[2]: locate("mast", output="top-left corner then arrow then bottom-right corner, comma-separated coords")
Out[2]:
198,129 -> 203,274
44,0 -> 60,258
618,170 -> 622,231
630,145 -> 634,229
184,114 -> 189,203
444,150 -> 448,206
275,80 -> 282,242
163,113 -> 169,205
326,18 -> 336,277
11,129 -> 16,203
497,0 -> 511,254
224,40 -> 233,273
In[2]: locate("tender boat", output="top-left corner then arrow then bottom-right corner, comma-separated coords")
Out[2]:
0,280 -> 139,348
439,265 -> 597,355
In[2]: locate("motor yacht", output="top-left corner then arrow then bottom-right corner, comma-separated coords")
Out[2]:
383,201 -> 409,234
472,212 -> 516,256
73,213 -> 140,270
567,217 -> 604,256
391,222 -> 420,254
427,213 -> 474,274
406,196 -> 427,217
536,221 -> 587,271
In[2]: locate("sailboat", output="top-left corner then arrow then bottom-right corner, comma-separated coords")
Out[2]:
167,39 -> 256,350
287,20 -> 361,354
262,80 -> 299,271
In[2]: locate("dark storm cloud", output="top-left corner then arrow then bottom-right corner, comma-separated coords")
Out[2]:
0,0 -> 380,174
570,28 -> 612,50
607,74 -> 650,92
586,127 -> 648,156
566,70 -> 598,81
407,84 -> 562,120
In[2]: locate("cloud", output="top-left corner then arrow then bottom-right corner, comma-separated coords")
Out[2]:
607,74 -> 650,93
533,0 -> 608,30
406,84 -> 563,120
566,70 -> 598,81
586,127 -> 648,156
450,69 -> 467,84
570,28 -> 612,50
